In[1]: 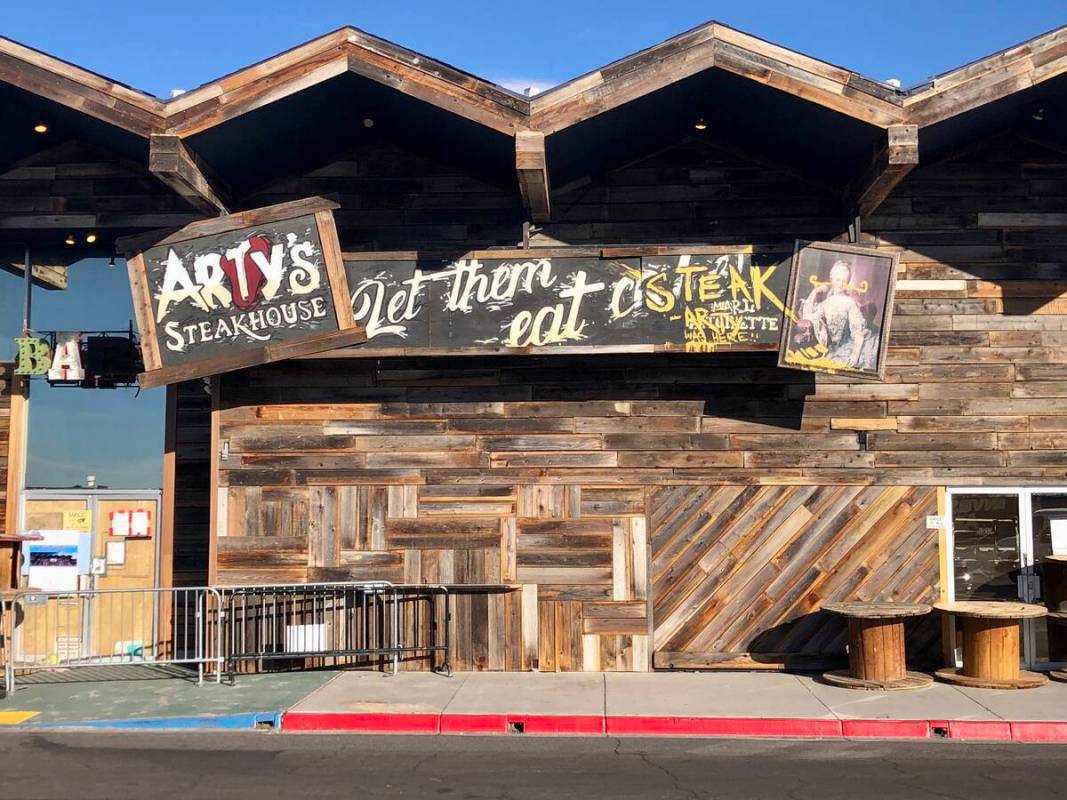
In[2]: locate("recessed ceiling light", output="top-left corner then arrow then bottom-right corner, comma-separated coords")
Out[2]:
362,118 -> 375,128
64,234 -> 75,245
33,121 -> 48,134
85,232 -> 97,244
693,116 -> 708,131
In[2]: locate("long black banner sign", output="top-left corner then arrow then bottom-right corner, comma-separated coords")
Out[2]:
344,250 -> 791,355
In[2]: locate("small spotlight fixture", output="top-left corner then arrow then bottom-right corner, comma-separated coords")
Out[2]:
362,117 -> 375,128
85,232 -> 97,244
693,116 -> 708,131
64,234 -> 76,246
1032,107 -> 1045,122
33,121 -> 49,134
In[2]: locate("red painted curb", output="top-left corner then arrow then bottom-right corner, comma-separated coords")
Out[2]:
282,713 -> 440,734
1010,722 -> 1067,742
279,712 -> 1067,742
946,721 -> 1012,741
511,715 -> 606,735
605,717 -> 842,738
841,719 -> 931,739
439,715 -> 508,735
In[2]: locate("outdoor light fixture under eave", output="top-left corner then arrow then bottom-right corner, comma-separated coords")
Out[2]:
693,116 -> 708,131
33,121 -> 48,134
64,234 -> 75,245
85,232 -> 97,244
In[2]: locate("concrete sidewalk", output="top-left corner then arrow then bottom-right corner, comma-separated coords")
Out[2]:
4,668 -> 1067,741
0,667 -> 336,730
283,671 -> 1067,741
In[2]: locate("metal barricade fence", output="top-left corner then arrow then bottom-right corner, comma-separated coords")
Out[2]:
3,587 -> 224,692
1,582 -> 453,692
218,582 -> 452,676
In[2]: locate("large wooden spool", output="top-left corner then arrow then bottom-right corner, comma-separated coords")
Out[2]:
821,602 -> 932,690
934,601 -> 1048,690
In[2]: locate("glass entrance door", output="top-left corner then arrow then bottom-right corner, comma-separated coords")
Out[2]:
1031,493 -> 1067,667
948,489 -> 1067,670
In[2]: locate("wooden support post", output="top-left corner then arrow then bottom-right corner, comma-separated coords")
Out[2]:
207,376 -> 220,585
149,134 -> 231,216
4,374 -> 28,537
157,384 -> 177,656
516,130 -> 551,223
845,124 -> 919,217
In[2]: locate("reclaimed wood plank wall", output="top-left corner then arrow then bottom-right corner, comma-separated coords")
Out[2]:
169,129 -> 1067,669
0,141 -> 200,238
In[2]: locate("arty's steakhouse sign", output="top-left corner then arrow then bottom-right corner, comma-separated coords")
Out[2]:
151,215 -> 333,357
125,199 -> 363,387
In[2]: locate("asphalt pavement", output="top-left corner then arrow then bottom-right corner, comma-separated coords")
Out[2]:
2,732 -> 1067,799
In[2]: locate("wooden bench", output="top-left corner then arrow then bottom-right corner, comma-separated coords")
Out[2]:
821,602 -> 933,690
934,601 -> 1048,689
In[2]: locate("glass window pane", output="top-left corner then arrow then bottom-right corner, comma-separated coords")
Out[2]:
952,494 -> 1021,602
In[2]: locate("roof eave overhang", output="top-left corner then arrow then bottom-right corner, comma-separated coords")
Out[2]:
904,25 -> 1067,127
0,36 -> 165,137
163,28 -> 530,137
530,22 -> 906,133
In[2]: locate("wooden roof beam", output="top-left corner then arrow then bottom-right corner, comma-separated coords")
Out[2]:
516,131 -> 550,223
0,261 -> 68,290
845,124 -> 918,217
149,134 -> 230,216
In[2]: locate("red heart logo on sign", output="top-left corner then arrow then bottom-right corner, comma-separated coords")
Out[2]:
220,234 -> 271,310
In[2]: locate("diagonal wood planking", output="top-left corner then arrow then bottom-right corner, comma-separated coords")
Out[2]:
651,484 -> 939,664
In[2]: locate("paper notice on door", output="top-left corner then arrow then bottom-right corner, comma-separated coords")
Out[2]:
1050,517 -> 1067,555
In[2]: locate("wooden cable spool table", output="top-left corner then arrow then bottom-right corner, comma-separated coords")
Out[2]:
1043,556 -> 1067,683
933,601 -> 1048,689
820,602 -> 933,690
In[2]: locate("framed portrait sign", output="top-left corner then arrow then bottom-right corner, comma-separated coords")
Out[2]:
119,197 -> 366,389
777,240 -> 899,381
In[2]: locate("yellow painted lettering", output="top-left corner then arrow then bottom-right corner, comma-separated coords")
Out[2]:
644,272 -> 675,313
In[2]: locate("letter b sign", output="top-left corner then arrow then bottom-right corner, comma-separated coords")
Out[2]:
14,336 -> 51,376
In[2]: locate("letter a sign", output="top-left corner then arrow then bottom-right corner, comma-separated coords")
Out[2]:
119,197 -> 366,388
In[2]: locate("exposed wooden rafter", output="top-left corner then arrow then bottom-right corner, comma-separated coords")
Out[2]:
515,131 -> 551,223
845,124 -> 919,217
149,134 -> 230,216
0,260 -> 68,290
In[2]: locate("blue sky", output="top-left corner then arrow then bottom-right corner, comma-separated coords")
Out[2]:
2,0 -> 1065,489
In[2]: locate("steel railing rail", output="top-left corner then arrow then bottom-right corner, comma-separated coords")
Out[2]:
2,581 -> 456,693
218,582 -> 452,677
3,586 -> 224,692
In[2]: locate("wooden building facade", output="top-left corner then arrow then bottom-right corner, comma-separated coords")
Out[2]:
3,22 -> 1067,671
